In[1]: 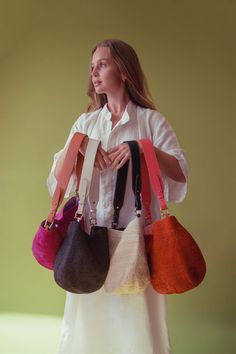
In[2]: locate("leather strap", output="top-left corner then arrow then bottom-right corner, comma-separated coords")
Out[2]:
127,141 -> 142,212
47,132 -> 87,224
141,155 -> 152,225
112,160 -> 129,228
139,139 -> 168,212
112,141 -> 142,229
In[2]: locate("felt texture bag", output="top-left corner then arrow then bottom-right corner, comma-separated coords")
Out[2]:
54,139 -> 110,294
32,132 -> 86,270
104,141 -> 150,295
140,139 -> 206,294
32,196 -> 79,270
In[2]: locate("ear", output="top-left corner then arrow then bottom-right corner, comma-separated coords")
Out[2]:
121,74 -> 126,82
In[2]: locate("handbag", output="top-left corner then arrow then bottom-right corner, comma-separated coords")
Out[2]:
54,138 -> 110,294
140,138 -> 206,294
104,141 -> 150,295
32,132 -> 86,270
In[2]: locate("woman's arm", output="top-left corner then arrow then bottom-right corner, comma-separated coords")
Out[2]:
153,147 -> 186,183
108,143 -> 186,183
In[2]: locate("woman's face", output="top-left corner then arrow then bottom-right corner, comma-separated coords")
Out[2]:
91,46 -> 124,95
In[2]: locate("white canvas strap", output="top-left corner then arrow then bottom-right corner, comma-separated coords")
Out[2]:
88,168 -> 100,225
75,138 -> 100,218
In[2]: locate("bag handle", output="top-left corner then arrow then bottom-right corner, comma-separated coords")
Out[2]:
111,140 -> 142,229
46,132 -> 87,225
139,139 -> 169,217
111,160 -> 129,228
88,168 -> 100,226
127,141 -> 142,213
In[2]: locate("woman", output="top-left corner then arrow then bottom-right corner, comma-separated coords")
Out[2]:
47,39 -> 188,354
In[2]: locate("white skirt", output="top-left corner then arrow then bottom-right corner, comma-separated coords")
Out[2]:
57,285 -> 171,354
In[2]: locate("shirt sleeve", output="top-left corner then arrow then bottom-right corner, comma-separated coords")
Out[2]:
46,113 -> 86,198
151,113 -> 188,203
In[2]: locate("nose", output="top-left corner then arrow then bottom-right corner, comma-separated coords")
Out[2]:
91,65 -> 99,77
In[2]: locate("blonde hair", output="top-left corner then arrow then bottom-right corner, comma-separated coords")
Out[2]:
86,39 -> 157,112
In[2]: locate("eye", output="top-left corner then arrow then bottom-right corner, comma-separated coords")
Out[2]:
100,62 -> 107,67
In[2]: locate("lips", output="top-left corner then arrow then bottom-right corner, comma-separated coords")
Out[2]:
93,81 -> 102,86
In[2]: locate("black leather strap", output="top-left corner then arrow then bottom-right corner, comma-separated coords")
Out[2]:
112,160 -> 129,229
126,141 -> 142,212
111,141 -> 141,229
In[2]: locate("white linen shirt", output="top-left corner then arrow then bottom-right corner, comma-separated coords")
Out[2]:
47,100 -> 188,228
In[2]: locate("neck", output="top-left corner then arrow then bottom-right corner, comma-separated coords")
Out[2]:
106,91 -> 130,117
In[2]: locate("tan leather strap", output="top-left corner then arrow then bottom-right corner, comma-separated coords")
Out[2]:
46,132 -> 87,224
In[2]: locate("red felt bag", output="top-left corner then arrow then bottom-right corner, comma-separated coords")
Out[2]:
140,139 -> 206,294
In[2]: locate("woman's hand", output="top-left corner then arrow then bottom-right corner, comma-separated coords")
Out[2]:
107,143 -> 131,169
94,144 -> 111,170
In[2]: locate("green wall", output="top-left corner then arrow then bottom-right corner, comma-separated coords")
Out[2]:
0,1 -> 235,353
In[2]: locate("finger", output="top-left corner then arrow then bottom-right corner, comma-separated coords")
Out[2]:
108,150 -> 121,162
97,145 -> 112,166
108,144 -> 127,155
100,150 -> 111,166
108,146 -> 127,162
96,150 -> 107,170
107,146 -> 119,154
108,143 -> 129,157
116,153 -> 130,170
110,151 -> 127,169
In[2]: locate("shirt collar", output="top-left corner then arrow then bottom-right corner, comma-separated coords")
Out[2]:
100,100 -> 136,125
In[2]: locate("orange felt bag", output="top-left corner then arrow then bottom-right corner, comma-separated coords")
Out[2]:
140,139 -> 206,294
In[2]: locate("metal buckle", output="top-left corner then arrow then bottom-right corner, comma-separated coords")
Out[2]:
112,221 -> 118,229
90,215 -> 97,226
90,216 -> 97,226
44,220 -> 54,229
74,212 -> 83,222
160,208 -> 170,218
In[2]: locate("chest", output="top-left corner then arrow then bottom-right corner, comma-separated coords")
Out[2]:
89,118 -> 141,150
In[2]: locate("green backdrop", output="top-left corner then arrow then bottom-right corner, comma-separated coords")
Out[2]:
0,1 -> 235,353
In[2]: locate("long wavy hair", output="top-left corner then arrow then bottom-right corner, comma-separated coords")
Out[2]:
86,39 -> 157,112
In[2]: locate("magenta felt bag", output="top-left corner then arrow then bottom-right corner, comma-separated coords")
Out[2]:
32,196 -> 79,270
32,132 -> 86,270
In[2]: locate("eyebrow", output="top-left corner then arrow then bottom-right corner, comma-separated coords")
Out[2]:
91,58 -> 109,66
